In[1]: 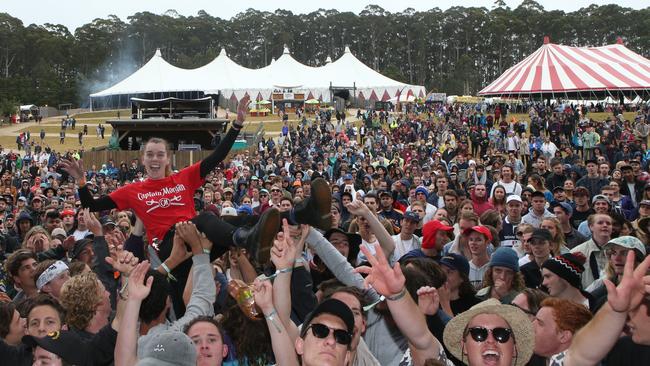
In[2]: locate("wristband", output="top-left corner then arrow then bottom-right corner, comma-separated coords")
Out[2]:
385,287 -> 407,301
277,267 -> 293,275
202,248 -> 211,255
265,309 -> 283,333
294,258 -> 306,265
119,277 -> 129,300
264,309 -> 277,319
160,262 -> 177,282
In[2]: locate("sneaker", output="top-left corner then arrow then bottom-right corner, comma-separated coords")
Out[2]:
293,178 -> 332,231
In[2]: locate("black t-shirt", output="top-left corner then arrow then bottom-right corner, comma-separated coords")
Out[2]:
451,295 -> 481,316
604,337 -> 650,365
571,208 -> 594,229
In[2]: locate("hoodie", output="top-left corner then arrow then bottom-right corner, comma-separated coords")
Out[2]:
470,188 -> 494,216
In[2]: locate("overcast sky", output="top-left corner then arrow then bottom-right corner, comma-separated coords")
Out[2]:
1,0 -> 646,31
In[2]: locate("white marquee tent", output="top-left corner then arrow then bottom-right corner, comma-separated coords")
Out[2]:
90,46 -> 425,108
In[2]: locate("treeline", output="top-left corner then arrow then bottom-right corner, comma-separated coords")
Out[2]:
0,1 -> 648,111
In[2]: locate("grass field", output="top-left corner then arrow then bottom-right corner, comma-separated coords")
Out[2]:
0,108 -> 636,153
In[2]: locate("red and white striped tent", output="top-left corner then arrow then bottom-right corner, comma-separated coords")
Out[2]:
479,37 -> 650,97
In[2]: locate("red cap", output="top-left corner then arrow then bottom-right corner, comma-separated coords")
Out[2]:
463,226 -> 493,242
422,220 -> 453,249
61,209 -> 76,217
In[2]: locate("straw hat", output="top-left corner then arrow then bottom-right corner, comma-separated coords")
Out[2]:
443,299 -> 534,366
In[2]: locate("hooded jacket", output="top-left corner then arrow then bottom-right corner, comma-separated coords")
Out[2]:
470,188 -> 494,216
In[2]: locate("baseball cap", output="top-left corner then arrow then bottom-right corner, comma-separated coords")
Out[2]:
592,194 -> 611,205
640,200 -> 650,207
237,205 -> 253,216
440,254 -> 470,276
530,228 -> 553,242
221,207 -> 238,217
260,189 -> 269,195
550,201 -> 573,216
605,236 -> 647,257
223,187 -> 234,194
422,220 -> 454,249
137,329 -> 197,366
463,226 -> 493,242
100,216 -> 116,227
552,186 -> 565,192
302,298 -> 354,336
18,196 -> 27,202
71,239 -> 93,260
22,331 -> 88,365
403,211 -> 421,223
51,228 -> 68,239
343,174 -> 353,180
506,195 -> 522,204
60,209 -> 75,218
378,190 -> 392,197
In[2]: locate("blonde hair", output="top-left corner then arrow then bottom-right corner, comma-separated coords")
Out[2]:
22,226 -> 52,249
60,272 -> 102,330
541,217 -> 567,255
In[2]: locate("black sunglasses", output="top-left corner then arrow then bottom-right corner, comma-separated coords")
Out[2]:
306,323 -> 352,345
465,327 -> 512,343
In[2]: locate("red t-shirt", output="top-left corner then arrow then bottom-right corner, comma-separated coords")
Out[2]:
110,162 -> 204,243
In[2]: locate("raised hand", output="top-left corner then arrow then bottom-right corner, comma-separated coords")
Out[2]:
106,245 -> 139,276
345,200 -> 371,217
127,261 -> 153,301
236,96 -> 251,127
58,158 -> 84,180
175,221 -> 203,255
168,230 -> 191,268
270,219 -> 298,270
605,251 -> 650,313
354,243 -> 405,297
417,286 -> 440,316
253,277 -> 274,314
83,209 -> 102,236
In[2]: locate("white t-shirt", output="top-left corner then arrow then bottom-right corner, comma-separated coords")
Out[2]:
391,234 -> 421,264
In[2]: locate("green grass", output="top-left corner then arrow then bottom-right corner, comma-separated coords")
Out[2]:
72,109 -> 129,119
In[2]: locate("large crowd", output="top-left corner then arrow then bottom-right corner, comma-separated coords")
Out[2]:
0,98 -> 650,366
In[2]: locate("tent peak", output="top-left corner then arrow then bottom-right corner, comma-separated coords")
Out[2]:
325,56 -> 332,64
154,48 -> 162,57
543,36 -> 550,44
344,46 -> 351,54
271,57 -> 276,64
219,48 -> 228,57
282,45 -> 290,55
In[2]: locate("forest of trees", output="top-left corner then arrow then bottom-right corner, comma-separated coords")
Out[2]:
0,1 -> 648,111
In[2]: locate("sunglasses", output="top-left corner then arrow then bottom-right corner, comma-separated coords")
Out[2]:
271,189 -> 281,192
515,231 -> 524,236
306,323 -> 352,345
465,327 -> 512,343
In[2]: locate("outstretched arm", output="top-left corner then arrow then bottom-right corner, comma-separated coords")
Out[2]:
270,220 -> 303,342
356,244 -> 443,363
114,261 -> 153,366
59,158 -> 117,211
200,96 -> 250,178
254,278 -> 300,366
346,200 -> 395,259
565,252 -> 650,366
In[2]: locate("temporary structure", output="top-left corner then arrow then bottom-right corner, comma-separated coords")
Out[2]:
90,46 -> 425,108
479,37 -> 650,99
